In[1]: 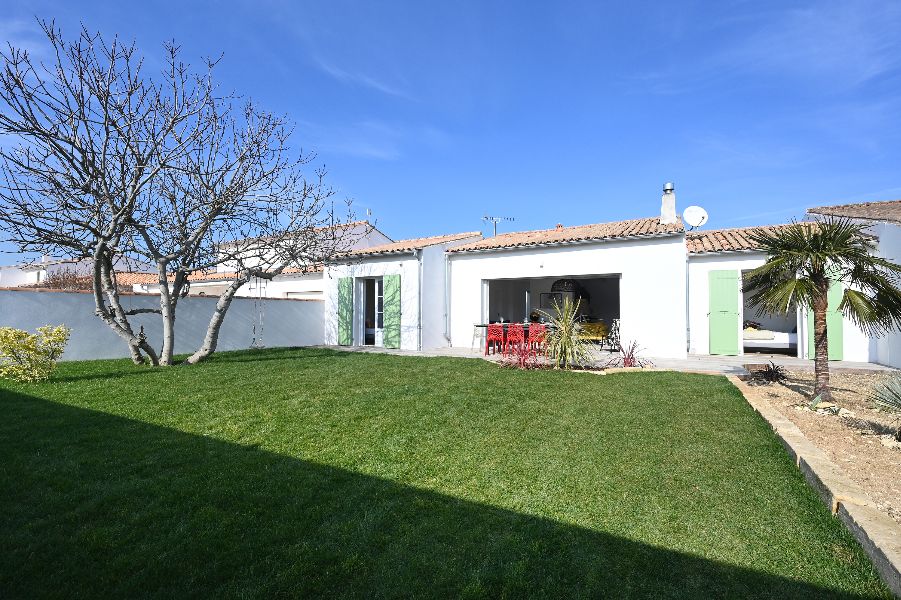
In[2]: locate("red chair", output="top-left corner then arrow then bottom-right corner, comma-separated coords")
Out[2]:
527,323 -> 547,356
485,323 -> 505,355
503,323 -> 525,356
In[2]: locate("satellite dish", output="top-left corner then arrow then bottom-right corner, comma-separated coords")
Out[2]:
683,205 -> 709,229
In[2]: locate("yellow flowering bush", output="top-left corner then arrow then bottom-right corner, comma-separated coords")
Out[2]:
0,325 -> 71,383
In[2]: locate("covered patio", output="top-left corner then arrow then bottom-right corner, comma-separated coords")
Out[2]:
484,274 -> 620,346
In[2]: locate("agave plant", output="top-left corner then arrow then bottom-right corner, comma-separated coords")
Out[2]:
540,297 -> 594,369
871,377 -> 901,441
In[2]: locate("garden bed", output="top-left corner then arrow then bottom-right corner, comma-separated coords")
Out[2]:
741,370 -> 901,524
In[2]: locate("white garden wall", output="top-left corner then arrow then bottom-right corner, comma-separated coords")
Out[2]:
447,235 -> 688,359
0,289 -> 324,361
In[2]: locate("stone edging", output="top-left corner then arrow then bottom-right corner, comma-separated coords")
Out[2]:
728,375 -> 901,597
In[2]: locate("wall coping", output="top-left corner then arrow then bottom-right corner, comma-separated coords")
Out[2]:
0,287 -> 322,302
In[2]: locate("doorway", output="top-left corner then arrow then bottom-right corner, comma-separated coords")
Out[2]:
363,277 -> 384,346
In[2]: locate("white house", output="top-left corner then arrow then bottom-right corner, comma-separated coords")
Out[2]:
323,232 -> 483,350
445,218 -> 687,358
116,186 -> 901,367
807,199 -> 901,368
0,256 -> 151,288
133,221 -> 393,300
685,225 -> 870,363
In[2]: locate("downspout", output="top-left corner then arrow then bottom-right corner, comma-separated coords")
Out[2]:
415,248 -> 423,351
444,251 -> 451,344
685,249 -> 691,353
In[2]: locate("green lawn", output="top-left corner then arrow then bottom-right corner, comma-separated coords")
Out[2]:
0,348 -> 891,598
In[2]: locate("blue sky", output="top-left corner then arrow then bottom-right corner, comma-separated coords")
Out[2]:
2,0 -> 901,252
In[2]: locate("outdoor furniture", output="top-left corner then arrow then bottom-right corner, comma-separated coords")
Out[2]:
580,321 -> 608,343
503,323 -> 525,356
527,323 -> 547,356
603,319 -> 621,351
485,323 -> 505,355
471,323 -> 484,350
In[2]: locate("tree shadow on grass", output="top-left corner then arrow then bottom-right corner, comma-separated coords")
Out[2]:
0,391 -> 886,599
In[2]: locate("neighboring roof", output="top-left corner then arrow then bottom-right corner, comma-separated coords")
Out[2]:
686,223 -> 801,254
807,199 -> 901,224
447,217 -> 683,253
343,232 -> 483,257
185,265 -> 324,285
222,220 -> 391,247
115,272 -> 159,286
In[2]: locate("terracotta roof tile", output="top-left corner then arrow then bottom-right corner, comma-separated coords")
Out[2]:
114,271 -> 158,285
344,232 -> 483,257
686,223 -> 806,254
807,199 -> 901,223
448,217 -> 683,253
183,265 -> 325,283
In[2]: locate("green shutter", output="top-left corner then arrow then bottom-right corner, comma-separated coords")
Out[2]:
709,270 -> 740,356
383,274 -> 401,349
338,277 -> 353,346
807,280 -> 843,361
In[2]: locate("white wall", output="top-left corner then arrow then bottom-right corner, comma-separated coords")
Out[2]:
324,256 -> 421,350
0,267 -> 39,287
687,251 -> 872,362
688,253 -> 767,355
322,235 -> 481,351
0,289 -> 324,361
420,243 -> 453,349
216,222 -> 393,272
135,272 -> 326,300
448,236 -> 688,359
867,221 -> 901,367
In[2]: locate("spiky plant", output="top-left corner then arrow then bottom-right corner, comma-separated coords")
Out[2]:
744,217 -> 901,402
541,297 -> 593,369
871,378 -> 901,441
757,361 -> 788,384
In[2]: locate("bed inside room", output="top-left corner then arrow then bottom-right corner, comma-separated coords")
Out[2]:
741,272 -> 798,355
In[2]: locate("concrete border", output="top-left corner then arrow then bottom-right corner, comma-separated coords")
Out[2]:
728,375 -> 901,597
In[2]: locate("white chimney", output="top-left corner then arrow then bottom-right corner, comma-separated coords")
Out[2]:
660,182 -> 676,225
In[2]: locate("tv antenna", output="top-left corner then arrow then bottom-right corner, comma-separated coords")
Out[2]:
482,215 -> 515,236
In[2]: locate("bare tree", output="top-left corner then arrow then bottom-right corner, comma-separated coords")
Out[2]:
128,97 -> 363,364
0,21 -> 216,364
0,21 -> 362,365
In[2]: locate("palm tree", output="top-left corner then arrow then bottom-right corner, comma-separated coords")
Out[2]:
744,217 -> 901,401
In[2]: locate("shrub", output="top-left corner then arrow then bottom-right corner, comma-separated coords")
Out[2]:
0,325 -> 71,383
604,340 -> 653,369
541,297 -> 594,369
754,361 -> 788,385
870,377 -> 901,441
498,343 -> 545,370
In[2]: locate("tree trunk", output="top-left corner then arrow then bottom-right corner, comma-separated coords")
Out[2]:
157,265 -> 176,366
91,246 -> 159,366
812,290 -> 831,402
186,277 -> 246,364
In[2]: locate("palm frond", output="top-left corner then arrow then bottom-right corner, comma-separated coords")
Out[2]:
745,216 -> 901,332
